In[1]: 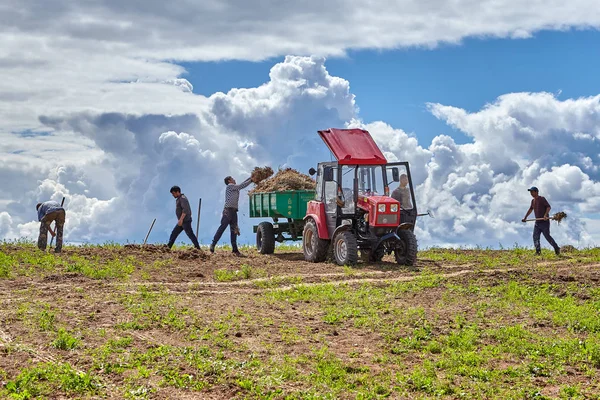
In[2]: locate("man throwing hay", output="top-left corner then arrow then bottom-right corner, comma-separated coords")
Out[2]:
210,167 -> 272,256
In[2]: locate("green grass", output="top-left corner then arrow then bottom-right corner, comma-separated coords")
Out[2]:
0,251 -> 16,278
1,362 -> 101,399
66,255 -> 136,279
0,246 -> 137,280
36,308 -> 56,332
52,328 -> 80,350
214,264 -> 267,282
253,275 -> 303,289
117,285 -> 192,331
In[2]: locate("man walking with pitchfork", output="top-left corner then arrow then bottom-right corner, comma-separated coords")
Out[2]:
522,186 -> 560,256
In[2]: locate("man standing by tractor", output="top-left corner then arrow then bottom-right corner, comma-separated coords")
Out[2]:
522,186 -> 560,256
210,175 -> 253,256
391,173 -> 412,210
36,200 -> 66,253
167,186 -> 201,250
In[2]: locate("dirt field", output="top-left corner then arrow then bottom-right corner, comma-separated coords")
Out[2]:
1,243 -> 600,399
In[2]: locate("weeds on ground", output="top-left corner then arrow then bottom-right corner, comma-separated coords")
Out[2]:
52,328 -> 80,350
1,362 -> 101,399
214,264 -> 267,282
117,285 -> 192,331
65,255 -> 135,280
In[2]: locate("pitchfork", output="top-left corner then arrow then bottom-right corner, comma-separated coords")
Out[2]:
523,211 -> 567,223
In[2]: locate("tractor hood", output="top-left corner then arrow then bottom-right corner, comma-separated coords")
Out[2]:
317,128 -> 387,165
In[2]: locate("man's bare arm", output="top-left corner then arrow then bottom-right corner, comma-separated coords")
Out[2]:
522,206 -> 534,222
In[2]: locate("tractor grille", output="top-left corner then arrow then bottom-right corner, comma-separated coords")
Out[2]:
376,214 -> 398,225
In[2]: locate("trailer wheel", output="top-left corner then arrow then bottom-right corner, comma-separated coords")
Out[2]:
332,231 -> 358,266
256,222 -> 276,254
303,219 -> 329,262
394,230 -> 418,266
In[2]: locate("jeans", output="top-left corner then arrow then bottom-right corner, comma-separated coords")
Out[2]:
212,208 -> 239,252
533,221 -> 559,253
38,210 -> 66,252
168,219 -> 200,249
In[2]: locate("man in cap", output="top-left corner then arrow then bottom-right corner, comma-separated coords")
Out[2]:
522,186 -> 560,256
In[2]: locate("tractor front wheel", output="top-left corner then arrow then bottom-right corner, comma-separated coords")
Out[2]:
256,222 -> 276,254
303,219 -> 329,262
370,246 -> 385,262
394,230 -> 418,266
332,231 -> 358,266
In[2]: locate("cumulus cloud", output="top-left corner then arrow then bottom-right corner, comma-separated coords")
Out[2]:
2,47 -> 600,249
1,0 -> 600,134
354,92 -> 600,248
0,57 -> 355,245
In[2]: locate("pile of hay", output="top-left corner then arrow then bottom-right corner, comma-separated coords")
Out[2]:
560,244 -> 577,253
178,248 -> 208,260
251,166 -> 274,183
250,168 -> 316,194
124,244 -> 170,253
552,211 -> 567,223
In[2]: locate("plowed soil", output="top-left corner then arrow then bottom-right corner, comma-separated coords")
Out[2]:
1,245 -> 600,399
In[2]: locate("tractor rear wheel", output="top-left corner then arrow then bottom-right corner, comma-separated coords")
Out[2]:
303,219 -> 329,262
332,231 -> 358,266
256,222 -> 276,254
394,230 -> 418,266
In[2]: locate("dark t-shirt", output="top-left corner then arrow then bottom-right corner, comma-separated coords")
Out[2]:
531,196 -> 550,219
176,194 -> 193,222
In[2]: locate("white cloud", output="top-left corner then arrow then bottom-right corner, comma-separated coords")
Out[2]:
3,0 -> 600,249
1,0 -> 600,134
2,51 -> 600,249
0,57 -> 354,246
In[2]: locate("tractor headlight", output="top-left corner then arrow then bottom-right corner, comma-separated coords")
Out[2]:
390,204 -> 398,212
378,204 -> 386,213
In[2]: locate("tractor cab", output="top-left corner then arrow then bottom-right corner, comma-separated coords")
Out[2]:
303,128 -> 418,266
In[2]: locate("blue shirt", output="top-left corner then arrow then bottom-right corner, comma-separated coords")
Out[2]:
37,201 -> 64,221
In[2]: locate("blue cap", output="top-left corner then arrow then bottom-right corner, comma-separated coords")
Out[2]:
527,186 -> 538,192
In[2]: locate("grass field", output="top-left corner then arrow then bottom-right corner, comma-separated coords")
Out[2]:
1,242 -> 600,399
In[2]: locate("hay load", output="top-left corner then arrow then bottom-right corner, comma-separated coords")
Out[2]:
249,168 -> 316,194
251,166 -> 274,183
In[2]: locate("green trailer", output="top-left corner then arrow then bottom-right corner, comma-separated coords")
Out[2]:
249,190 -> 316,254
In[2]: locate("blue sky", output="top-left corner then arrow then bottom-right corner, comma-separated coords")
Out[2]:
2,2 -> 600,248
182,29 -> 600,147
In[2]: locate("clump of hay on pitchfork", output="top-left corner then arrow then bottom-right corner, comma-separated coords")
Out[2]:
552,211 -> 567,223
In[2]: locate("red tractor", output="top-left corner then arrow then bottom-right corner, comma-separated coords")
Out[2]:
303,128 -> 419,266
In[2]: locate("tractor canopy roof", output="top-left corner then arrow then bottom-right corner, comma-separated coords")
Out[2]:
317,128 -> 387,165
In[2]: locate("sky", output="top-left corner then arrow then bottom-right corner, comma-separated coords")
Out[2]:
2,0 -> 600,249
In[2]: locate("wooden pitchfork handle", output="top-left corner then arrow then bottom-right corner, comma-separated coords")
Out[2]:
524,217 -> 552,222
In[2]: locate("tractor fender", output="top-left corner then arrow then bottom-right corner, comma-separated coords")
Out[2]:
304,201 -> 329,239
331,223 -> 352,240
396,223 -> 414,232
304,214 -> 329,239
374,232 -> 401,252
